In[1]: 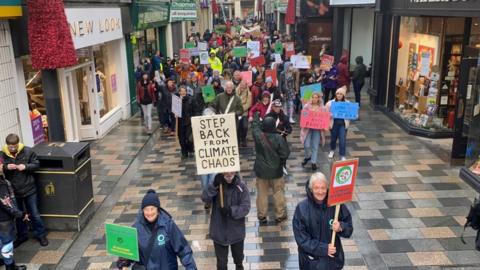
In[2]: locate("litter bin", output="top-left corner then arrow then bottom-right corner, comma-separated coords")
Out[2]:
33,142 -> 94,231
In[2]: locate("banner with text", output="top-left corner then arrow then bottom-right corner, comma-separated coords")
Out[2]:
300,109 -> 330,130
330,102 -> 359,120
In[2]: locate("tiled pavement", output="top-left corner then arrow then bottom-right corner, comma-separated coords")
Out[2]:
12,94 -> 480,269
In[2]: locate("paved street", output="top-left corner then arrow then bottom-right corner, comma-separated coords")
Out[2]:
12,95 -> 480,270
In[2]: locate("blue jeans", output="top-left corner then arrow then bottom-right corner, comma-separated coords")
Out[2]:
330,120 -> 347,157
16,193 -> 47,239
0,241 -> 14,265
200,173 -> 216,191
353,81 -> 364,105
304,129 -> 321,164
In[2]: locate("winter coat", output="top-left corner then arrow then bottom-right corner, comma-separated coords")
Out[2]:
264,111 -> 292,137
2,144 -> 40,198
352,56 -> 367,86
201,174 -> 250,246
264,85 -> 282,101
0,176 -> 23,243
236,87 -> 252,116
187,83 -> 202,96
293,181 -> 353,270
323,67 -> 338,90
208,57 -> 223,74
210,92 -> 244,116
252,113 -> 290,179
250,81 -> 264,105
248,102 -> 270,119
136,81 -> 157,105
159,85 -> 176,114
337,55 -> 350,88
117,210 -> 197,270
279,71 -> 296,101
178,95 -> 193,127
325,99 -> 351,129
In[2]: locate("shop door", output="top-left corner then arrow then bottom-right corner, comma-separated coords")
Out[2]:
65,63 -> 99,141
452,58 -> 478,159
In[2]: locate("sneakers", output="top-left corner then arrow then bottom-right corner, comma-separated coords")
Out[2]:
301,157 -> 311,167
289,117 -> 295,124
328,151 -> 335,159
340,156 -> 347,161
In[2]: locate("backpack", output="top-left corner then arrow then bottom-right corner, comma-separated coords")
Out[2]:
461,196 -> 480,251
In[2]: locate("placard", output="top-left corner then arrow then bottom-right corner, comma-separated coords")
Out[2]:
105,223 -> 139,262
291,55 -> 311,69
250,55 -> 266,67
284,42 -> 295,58
300,83 -> 322,102
320,54 -> 334,71
179,49 -> 190,64
240,71 -> 252,86
265,69 -> 277,87
199,51 -> 209,64
274,42 -> 283,54
247,41 -> 260,58
330,101 -> 359,120
172,95 -> 182,118
327,159 -> 359,206
191,114 -> 240,175
185,42 -> 196,49
273,53 -> 282,64
300,109 -> 330,130
202,85 -> 216,103
233,46 -> 247,58
198,42 -> 208,51
31,115 -> 45,145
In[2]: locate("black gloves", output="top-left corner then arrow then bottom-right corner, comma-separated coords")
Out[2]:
220,206 -> 231,217
213,176 -> 224,187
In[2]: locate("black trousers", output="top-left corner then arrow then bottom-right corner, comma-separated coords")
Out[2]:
177,124 -> 191,156
214,240 -> 244,270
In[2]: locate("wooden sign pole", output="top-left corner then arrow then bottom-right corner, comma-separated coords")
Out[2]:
175,117 -> 179,146
330,204 -> 341,246
219,183 -> 224,208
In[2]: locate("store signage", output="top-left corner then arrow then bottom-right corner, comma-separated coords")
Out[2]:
170,0 -> 197,22
135,2 -> 169,30
329,0 -> 375,5
410,0 -> 471,3
0,0 -> 21,17
65,8 -> 123,49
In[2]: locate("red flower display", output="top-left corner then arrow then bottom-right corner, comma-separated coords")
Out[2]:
27,0 -> 77,69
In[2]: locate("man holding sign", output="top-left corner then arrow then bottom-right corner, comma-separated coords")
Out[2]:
293,172 -> 353,270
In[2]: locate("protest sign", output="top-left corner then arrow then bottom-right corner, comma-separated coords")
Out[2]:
172,95 -> 182,118
31,115 -> 45,145
300,83 -> 322,102
189,47 -> 199,56
327,159 -> 359,206
320,54 -> 334,71
330,102 -> 359,120
284,42 -> 295,58
265,69 -> 277,86
250,55 -> 266,67
198,42 -> 208,51
273,53 -> 282,64
300,109 -> 330,130
185,42 -> 196,49
291,55 -> 311,69
202,85 -> 216,103
240,71 -> 252,86
179,49 -> 190,64
247,41 -> 260,57
274,42 -> 283,54
105,223 -> 139,261
199,51 -> 209,64
233,46 -> 247,58
191,114 -> 240,175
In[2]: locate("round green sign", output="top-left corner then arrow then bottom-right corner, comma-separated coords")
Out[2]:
335,166 -> 352,185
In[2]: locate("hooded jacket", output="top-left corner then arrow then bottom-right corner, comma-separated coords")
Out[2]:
0,175 -> 23,243
117,209 -> 197,270
201,174 -> 250,246
2,144 -> 40,198
352,56 -> 367,86
210,91 -> 244,116
292,180 -> 353,270
337,55 -> 350,88
252,112 -> 290,179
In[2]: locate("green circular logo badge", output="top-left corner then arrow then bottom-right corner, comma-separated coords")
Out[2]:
336,166 -> 352,185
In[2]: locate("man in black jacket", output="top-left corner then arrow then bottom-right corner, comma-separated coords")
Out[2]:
1,134 -> 48,247
264,100 -> 292,138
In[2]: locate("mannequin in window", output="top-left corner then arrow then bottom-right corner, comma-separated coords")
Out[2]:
95,67 -> 106,113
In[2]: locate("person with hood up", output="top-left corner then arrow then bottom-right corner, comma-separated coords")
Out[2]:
293,172 -> 353,270
201,172 -> 251,270
279,61 -> 297,123
337,54 -> 350,90
326,86 -> 351,161
236,80 -> 252,147
136,72 -> 156,134
252,112 -> 290,224
159,79 -> 177,136
177,86 -> 194,159
250,74 -> 264,104
1,133 -> 48,248
208,51 -> 223,75
209,81 -> 243,116
117,189 -> 196,270
248,91 -> 271,121
352,56 -> 367,105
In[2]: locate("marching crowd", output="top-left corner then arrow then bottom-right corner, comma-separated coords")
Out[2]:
127,17 -> 362,270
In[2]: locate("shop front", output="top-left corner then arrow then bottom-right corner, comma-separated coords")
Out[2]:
370,0 -> 480,158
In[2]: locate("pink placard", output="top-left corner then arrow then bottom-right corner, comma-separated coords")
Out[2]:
300,109 -> 330,130
240,71 -> 252,86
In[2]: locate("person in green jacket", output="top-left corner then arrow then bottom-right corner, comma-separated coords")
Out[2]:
209,81 -> 243,116
252,112 -> 290,224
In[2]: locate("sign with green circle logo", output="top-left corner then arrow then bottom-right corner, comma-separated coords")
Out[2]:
335,166 -> 353,186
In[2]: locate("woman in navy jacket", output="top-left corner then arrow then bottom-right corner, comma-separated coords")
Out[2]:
293,173 -> 353,270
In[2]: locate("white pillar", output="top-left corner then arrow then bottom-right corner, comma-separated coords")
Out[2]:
234,0 -> 242,19
286,24 -> 290,36
254,0 -> 258,17
228,4 -> 233,19
166,23 -> 173,58
208,7 -> 214,30
277,11 -> 280,31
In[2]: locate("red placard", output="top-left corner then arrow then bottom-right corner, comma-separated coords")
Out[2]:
240,71 -> 252,86
327,159 -> 358,206
265,69 -> 277,86
250,55 -> 266,67
285,42 -> 295,58
179,49 -> 191,64
300,109 -> 330,130
320,54 -> 334,71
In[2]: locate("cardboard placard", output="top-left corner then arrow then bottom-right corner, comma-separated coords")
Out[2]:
31,115 -> 45,145
191,114 -> 240,175
273,53 -> 282,64
284,42 -> 295,58
172,95 -> 182,118
199,51 -> 209,65
274,42 -> 283,54
300,83 -> 322,102
250,55 -> 266,67
265,69 -> 277,86
291,55 -> 311,69
233,46 -> 247,58
240,71 -> 252,86
198,42 -> 208,51
105,223 -> 139,262
202,85 -> 216,103
327,159 -> 359,206
320,54 -> 334,71
300,109 -> 330,130
185,42 -> 196,49
179,49 -> 190,64
330,101 -> 359,120
247,41 -> 261,58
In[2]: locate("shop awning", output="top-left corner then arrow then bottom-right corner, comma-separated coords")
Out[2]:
132,0 -> 170,31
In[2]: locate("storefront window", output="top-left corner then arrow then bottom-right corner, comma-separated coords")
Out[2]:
394,16 -> 466,132
93,43 -> 119,119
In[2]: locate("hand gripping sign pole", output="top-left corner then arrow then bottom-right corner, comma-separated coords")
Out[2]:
327,158 -> 359,247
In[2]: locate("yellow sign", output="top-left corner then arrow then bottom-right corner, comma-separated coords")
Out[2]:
0,1 -> 22,18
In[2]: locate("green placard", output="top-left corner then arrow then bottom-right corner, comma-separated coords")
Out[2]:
105,223 -> 139,261
274,42 -> 283,54
233,47 -> 247,58
202,85 -> 216,103
185,42 -> 196,49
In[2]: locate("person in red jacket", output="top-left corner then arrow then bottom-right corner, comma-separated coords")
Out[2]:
337,54 -> 351,90
249,91 -> 271,121
136,72 -> 156,134
250,75 -> 264,107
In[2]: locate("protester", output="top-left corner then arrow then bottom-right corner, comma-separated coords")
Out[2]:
300,93 -> 327,171
250,74 -> 264,104
236,81 -> 252,147
279,61 -> 297,123
248,91 -> 271,121
293,172 -> 353,270
252,112 -> 290,224
201,172 -> 250,270
264,77 -> 281,101
136,72 -> 156,134
210,81 -> 243,116
352,56 -> 367,105
208,51 -> 223,74
177,86 -> 193,159
117,190 -> 196,269
1,134 -> 48,247
326,86 -> 350,161
337,54 -> 350,90
264,99 -> 292,138
159,79 -> 177,136
232,70 -> 243,88
322,65 -> 338,104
